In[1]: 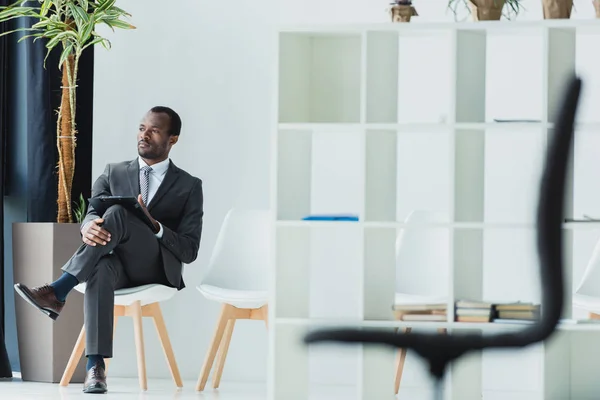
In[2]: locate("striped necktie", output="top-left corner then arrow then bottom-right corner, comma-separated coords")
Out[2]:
140,165 -> 152,205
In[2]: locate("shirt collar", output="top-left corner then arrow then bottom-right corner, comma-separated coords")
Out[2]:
138,156 -> 170,176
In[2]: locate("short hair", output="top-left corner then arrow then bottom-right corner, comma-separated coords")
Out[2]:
150,106 -> 182,136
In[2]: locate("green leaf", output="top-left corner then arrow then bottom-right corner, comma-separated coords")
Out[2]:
99,37 -> 111,50
17,31 -> 44,42
40,0 -> 52,17
0,6 -> 39,22
97,0 -> 116,12
82,35 -> 103,50
0,26 -> 35,39
81,19 -> 94,42
108,5 -> 131,17
70,3 -> 89,23
105,18 -> 135,30
45,30 -> 76,50
59,43 -> 74,69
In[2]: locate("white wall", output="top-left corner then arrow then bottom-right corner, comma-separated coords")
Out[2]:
92,0 -> 600,392
92,0 -> 276,383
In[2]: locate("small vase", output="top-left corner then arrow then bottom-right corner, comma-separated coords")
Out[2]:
390,5 -> 418,22
594,0 -> 600,17
542,0 -> 573,19
469,0 -> 506,20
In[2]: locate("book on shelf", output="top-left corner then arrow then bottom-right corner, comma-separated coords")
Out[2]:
392,303 -> 447,322
454,300 -> 541,323
455,299 -> 494,323
392,303 -> 447,312
495,302 -> 540,321
401,313 -> 447,322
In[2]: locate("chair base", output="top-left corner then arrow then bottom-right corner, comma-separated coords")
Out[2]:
59,301 -> 183,391
195,303 -> 268,391
394,324 -> 447,395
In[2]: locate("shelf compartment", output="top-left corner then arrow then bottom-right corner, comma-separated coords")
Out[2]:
485,31 -> 545,123
397,129 -> 453,222
483,126 -> 547,224
365,130 -> 396,222
396,30 -> 454,124
576,32 -> 600,124
278,33 -> 362,123
276,129 -> 312,221
364,31 -> 399,124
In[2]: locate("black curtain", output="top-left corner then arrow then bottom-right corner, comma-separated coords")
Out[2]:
0,0 -> 13,379
22,22 -> 94,222
1,4 -> 93,372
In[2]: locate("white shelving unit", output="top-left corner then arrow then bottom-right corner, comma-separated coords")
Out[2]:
269,20 -> 600,400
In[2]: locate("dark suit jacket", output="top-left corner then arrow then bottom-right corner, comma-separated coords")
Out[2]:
82,159 -> 204,290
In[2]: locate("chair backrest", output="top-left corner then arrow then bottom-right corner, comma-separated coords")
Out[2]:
396,210 -> 450,297
575,237 -> 600,298
201,208 -> 271,291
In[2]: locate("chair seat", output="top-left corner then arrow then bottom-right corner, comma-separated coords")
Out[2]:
394,292 -> 447,306
74,283 -> 177,306
573,292 -> 600,315
197,284 -> 267,309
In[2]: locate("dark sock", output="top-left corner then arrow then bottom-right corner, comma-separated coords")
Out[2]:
86,355 -> 105,371
49,272 -> 79,302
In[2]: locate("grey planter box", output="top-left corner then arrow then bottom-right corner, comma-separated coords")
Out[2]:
12,223 -> 87,383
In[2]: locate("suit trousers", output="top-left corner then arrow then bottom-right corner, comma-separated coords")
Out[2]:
62,204 -> 169,357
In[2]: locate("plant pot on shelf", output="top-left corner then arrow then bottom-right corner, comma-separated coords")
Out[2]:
594,0 -> 600,17
469,0 -> 506,21
390,4 -> 418,22
12,223 -> 86,383
542,0 -> 573,19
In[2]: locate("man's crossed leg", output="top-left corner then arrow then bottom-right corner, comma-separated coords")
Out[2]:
14,205 -> 169,393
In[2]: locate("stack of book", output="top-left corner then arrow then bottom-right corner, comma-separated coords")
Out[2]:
494,302 -> 541,323
454,300 -> 494,323
392,303 -> 447,322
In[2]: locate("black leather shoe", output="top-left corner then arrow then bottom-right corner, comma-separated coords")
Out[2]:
83,362 -> 107,394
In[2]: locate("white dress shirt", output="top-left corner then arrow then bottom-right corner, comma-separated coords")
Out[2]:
138,156 -> 170,238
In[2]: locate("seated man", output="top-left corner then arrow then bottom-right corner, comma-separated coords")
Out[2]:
14,106 -> 204,394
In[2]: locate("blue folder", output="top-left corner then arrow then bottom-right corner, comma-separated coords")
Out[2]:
302,214 -> 359,221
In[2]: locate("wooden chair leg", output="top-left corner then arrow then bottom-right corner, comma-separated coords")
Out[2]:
196,304 -> 233,391
130,301 -> 147,391
212,319 -> 236,389
147,302 -> 183,388
59,325 -> 86,386
394,327 -> 411,395
261,304 -> 269,328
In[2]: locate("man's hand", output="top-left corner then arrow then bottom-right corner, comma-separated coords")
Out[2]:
137,194 -> 160,233
81,218 -> 111,246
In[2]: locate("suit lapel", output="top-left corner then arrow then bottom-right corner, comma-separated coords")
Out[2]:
148,160 -> 180,211
127,160 -> 139,197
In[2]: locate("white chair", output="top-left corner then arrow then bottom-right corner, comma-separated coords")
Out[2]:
195,208 -> 270,391
393,210 -> 450,395
60,283 -> 183,391
574,237 -> 600,318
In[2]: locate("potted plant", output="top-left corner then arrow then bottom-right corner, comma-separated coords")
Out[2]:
389,0 -> 418,22
448,0 -> 524,21
0,0 -> 134,383
542,0 -> 573,19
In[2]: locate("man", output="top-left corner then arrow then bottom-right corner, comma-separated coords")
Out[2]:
13,106 -> 204,394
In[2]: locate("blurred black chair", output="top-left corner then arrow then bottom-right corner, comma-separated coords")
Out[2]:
304,74 -> 582,399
